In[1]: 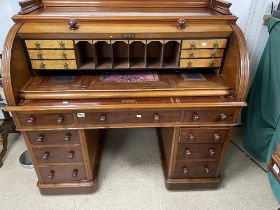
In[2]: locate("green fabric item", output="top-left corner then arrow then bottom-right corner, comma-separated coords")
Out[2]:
241,17 -> 280,203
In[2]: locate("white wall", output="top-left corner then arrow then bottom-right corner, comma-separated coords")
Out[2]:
0,0 -> 18,52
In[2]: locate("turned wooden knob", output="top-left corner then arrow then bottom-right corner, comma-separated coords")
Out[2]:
27,116 -> 35,124
154,113 -> 160,121
48,170 -> 55,179
64,133 -> 72,142
100,114 -> 106,121
37,134 -> 45,143
188,132 -> 195,141
219,113 -> 227,121
72,169 -> 78,177
42,152 -> 50,160
192,113 -> 199,121
68,151 -> 75,159
205,167 -> 212,174
183,167 -> 188,175
209,148 -> 216,157
69,19 -> 78,30
213,133 -> 221,141
185,148 -> 191,157
57,116 -> 64,124
177,19 -> 186,30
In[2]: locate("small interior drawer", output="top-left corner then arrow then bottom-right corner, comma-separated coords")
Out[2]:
31,60 -> 77,70
180,49 -> 224,59
179,128 -> 229,144
179,58 -> 222,68
25,40 -> 74,49
176,143 -> 223,160
174,161 -> 219,178
34,146 -> 83,164
28,50 -> 76,60
38,165 -> 86,184
27,130 -> 80,146
182,39 -> 227,49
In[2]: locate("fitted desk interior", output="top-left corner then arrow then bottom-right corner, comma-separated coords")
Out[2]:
2,0 -> 249,195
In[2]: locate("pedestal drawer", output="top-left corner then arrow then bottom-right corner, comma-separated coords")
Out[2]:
18,113 -> 74,127
177,144 -> 223,160
34,146 -> 83,164
39,165 -> 86,184
27,130 -> 80,146
179,128 -> 229,144
174,161 -> 218,178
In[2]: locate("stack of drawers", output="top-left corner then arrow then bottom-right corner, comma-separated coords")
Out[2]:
174,128 -> 229,179
25,40 -> 77,70
23,130 -> 87,184
179,39 -> 227,68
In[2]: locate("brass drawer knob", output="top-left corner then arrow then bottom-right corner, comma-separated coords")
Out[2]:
37,134 -> 45,143
188,132 -> 195,141
48,170 -> 55,179
205,167 -> 212,174
68,151 -> 75,159
213,42 -> 219,49
60,41 -> 65,49
183,167 -> 188,175
177,19 -> 186,30
27,116 -> 35,124
211,51 -> 216,58
213,133 -> 221,141
192,113 -> 199,121
64,63 -> 69,69
42,152 -> 50,160
57,116 -> 64,124
62,52 -> 67,59
64,133 -> 72,142
189,51 -> 194,58
191,42 -> 196,49
209,148 -> 216,157
185,148 -> 191,157
72,169 -> 78,177
37,52 -> 43,59
100,114 -> 106,122
219,113 -> 228,121
209,61 -> 214,67
154,113 -> 160,121
69,19 -> 78,30
40,63 -> 46,69
35,42 -> 41,49
188,61 -> 193,68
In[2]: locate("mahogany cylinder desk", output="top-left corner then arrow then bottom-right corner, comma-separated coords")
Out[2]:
2,0 -> 249,195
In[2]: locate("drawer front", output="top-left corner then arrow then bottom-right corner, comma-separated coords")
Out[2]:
182,39 -> 227,49
27,130 -> 80,146
180,49 -> 224,59
39,165 -> 86,184
179,58 -> 222,68
183,109 -> 236,124
31,60 -> 77,70
25,40 -> 74,49
76,111 -> 181,124
177,143 -> 223,160
174,161 -> 218,178
179,128 -> 229,144
18,113 -> 74,127
34,146 -> 83,164
28,50 -> 76,60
